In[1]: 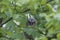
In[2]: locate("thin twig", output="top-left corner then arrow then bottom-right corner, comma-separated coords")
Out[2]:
0,17 -> 12,27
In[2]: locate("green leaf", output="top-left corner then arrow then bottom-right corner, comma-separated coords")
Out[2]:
46,4 -> 53,11
41,0 -> 47,5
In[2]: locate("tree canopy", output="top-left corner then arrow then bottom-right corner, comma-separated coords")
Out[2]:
0,0 -> 60,40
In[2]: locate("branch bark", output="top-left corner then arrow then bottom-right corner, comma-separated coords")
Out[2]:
0,17 -> 12,27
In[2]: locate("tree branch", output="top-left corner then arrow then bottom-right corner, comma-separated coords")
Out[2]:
0,17 -> 12,27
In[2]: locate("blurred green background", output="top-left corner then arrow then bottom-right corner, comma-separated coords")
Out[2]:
0,0 -> 60,40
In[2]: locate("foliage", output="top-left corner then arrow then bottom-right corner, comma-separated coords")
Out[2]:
0,0 -> 60,40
